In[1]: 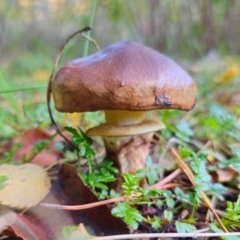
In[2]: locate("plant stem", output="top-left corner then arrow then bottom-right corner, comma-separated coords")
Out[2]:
83,0 -> 97,57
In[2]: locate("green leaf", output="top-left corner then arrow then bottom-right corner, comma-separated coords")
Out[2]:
144,188 -> 161,198
179,145 -> 193,159
64,126 -> 78,137
33,140 -> 50,152
164,210 -> 173,221
208,183 -> 226,201
0,175 -> 9,191
59,225 -> 77,240
151,216 -> 161,229
93,182 -> 108,190
156,199 -> 163,206
3,143 -> 22,164
176,121 -> 194,142
147,166 -> 159,185
122,173 -> 140,196
64,126 -> 93,146
175,221 -> 196,233
166,197 -> 175,208
98,189 -> 108,200
219,158 -> 240,172
135,168 -> 146,178
79,145 -> 86,156
112,202 -> 142,230
176,121 -> 194,137
174,187 -> 195,203
162,190 -> 173,198
145,156 -> 162,185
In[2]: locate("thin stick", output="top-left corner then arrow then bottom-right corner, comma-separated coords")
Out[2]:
41,196 -> 124,210
47,26 -> 91,151
41,168 -> 181,210
150,168 -> 182,189
93,232 -> 240,240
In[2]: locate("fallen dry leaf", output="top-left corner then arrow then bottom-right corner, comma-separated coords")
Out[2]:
211,168 -> 238,183
13,128 -> 60,167
0,163 -> 51,209
57,164 -> 129,236
0,206 -> 48,240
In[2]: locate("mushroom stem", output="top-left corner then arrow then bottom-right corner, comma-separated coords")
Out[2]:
103,132 -> 155,192
104,110 -> 145,126
103,110 -> 153,191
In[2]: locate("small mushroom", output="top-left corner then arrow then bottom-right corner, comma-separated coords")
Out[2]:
52,41 -> 197,192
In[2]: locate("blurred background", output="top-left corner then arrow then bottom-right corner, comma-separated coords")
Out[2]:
0,0 -> 240,136
1,0 -> 240,60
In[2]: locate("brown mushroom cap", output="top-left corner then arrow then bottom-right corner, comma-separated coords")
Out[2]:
52,41 -> 197,113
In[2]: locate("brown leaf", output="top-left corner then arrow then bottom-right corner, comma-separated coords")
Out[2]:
0,207 -> 46,240
0,163 -> 128,239
211,168 -> 238,183
11,214 -> 48,240
28,173 -> 76,240
13,128 -> 60,166
58,164 -> 129,236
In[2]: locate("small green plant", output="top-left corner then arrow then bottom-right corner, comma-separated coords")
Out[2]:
2,142 -> 22,164
179,146 -> 226,203
65,126 -> 118,196
136,156 -> 163,185
111,164 -> 233,232
65,126 -> 96,170
111,173 -> 178,230
175,221 -> 196,233
222,194 -> 240,230
81,160 -> 118,194
191,152 -> 226,202
112,201 -> 143,230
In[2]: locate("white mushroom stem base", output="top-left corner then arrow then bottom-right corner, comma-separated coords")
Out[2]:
103,132 -> 155,192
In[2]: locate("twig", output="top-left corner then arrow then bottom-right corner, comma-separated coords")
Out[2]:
47,26 -> 92,151
41,168 -> 181,210
41,196 -> 124,210
46,26 -> 102,152
158,183 -> 180,189
92,232 -> 240,239
150,168 -> 182,189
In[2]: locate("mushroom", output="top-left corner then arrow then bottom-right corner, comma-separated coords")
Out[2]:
52,41 -> 197,192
